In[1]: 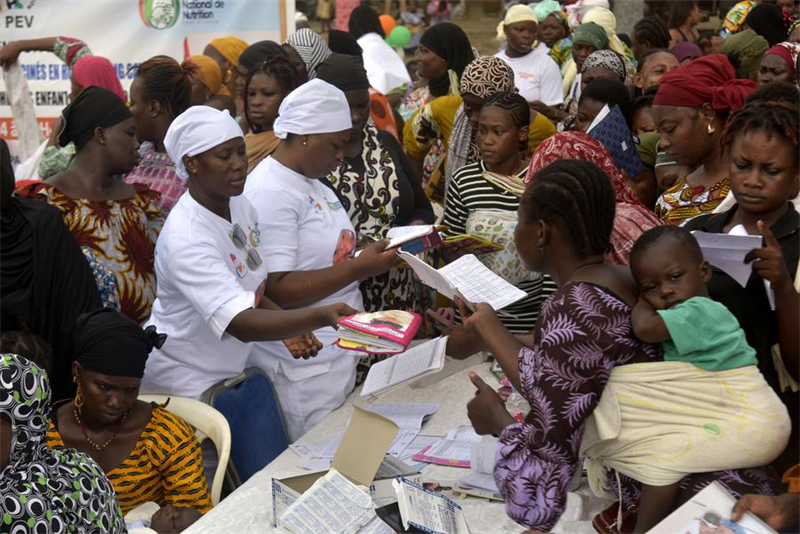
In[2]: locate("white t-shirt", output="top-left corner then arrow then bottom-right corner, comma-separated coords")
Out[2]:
141,193 -> 269,398
495,44 -> 564,106
357,32 -> 412,95
244,156 -> 363,381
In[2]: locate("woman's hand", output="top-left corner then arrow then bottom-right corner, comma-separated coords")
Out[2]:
456,297 -> 499,335
319,303 -> 358,326
745,220 -> 794,295
415,117 -> 436,145
0,43 -> 21,70
353,239 -> 400,278
283,332 -> 324,360
466,372 -> 515,436
731,493 -> 799,532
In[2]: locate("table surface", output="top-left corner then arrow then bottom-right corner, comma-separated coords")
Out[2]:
184,358 -> 612,534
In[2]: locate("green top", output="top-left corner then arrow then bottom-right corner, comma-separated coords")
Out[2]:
658,296 -> 757,372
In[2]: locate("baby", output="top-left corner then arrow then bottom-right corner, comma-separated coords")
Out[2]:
590,225 -> 790,533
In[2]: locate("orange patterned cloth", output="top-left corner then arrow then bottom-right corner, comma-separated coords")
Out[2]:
16,182 -> 163,323
785,464 -> 800,493
369,88 -> 399,141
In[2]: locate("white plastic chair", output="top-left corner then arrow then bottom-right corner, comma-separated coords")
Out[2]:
139,394 -> 231,506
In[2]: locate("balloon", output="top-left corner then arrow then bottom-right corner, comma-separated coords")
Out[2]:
386,25 -> 412,48
379,14 -> 397,36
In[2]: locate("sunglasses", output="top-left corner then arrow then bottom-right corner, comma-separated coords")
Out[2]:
230,223 -> 263,270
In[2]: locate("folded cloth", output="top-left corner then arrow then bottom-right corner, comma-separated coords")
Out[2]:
581,361 -> 791,499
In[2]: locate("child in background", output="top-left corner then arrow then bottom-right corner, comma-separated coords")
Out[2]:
401,0 -> 426,29
427,0 -> 452,25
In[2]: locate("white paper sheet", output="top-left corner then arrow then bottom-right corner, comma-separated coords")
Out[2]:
315,431 -> 345,460
366,402 -> 440,430
360,337 -> 447,397
399,435 -> 443,462
438,255 -> 528,310
470,437 -> 498,474
727,224 -> 775,310
386,429 -> 420,458
691,230 -> 761,288
393,477 -> 471,534
386,225 -> 436,248
399,252 -> 458,300
458,471 -> 499,493
300,458 -> 332,471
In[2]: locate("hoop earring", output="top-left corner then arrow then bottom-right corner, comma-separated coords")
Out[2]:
707,123 -> 715,134
74,384 -> 84,411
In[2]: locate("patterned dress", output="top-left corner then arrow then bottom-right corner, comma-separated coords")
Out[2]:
655,178 -> 730,226
124,142 -> 187,215
494,282 -> 781,531
16,182 -> 163,324
48,404 -> 212,514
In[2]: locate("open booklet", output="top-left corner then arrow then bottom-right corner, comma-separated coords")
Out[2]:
385,225 -> 444,255
647,481 -> 777,534
412,426 -> 481,468
454,436 -> 502,501
360,337 -> 448,398
399,252 -> 527,310
393,477 -> 471,534
337,310 -> 423,354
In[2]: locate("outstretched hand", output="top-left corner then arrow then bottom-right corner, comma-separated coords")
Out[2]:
283,332 -> 324,360
466,372 -> 513,436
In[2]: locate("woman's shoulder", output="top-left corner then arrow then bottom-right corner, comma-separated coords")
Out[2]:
546,280 -> 633,316
451,160 -> 483,181
143,404 -> 197,445
15,180 -> 55,199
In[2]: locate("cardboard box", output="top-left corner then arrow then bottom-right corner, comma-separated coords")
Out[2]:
271,406 -> 423,528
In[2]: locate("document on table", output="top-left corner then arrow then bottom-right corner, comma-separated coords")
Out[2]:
399,251 -> 527,310
366,402 -> 440,430
393,477 -> 471,534
457,437 -> 500,495
279,469 -> 392,534
412,426 -> 481,468
691,230 -> 761,288
399,435 -> 442,463
360,337 -> 448,398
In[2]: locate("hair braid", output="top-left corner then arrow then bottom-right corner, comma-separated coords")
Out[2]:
483,91 -> 530,129
721,101 -> 799,166
244,55 -> 299,132
135,55 -> 192,118
633,17 -> 671,50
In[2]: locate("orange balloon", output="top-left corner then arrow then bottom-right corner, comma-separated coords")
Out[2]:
379,14 -> 397,36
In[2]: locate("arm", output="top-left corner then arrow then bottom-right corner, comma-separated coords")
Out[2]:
458,300 -> 522,391
441,169 -> 467,237
0,37 -> 91,69
226,302 -> 353,343
631,298 -> 671,343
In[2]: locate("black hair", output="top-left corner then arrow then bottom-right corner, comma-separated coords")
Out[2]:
483,91 -> 530,129
618,33 -> 632,48
697,30 -> 718,53
204,94 -> 237,116
522,160 -> 616,257
630,225 -> 704,273
721,101 -> 799,167
631,94 -> 655,123
636,48 -> 674,73
244,55 -> 298,132
668,0 -> 698,29
0,331 -> 53,375
134,55 -> 193,118
633,16 -> 671,51
745,82 -> 800,107
580,78 -> 633,125
349,5 -> 385,39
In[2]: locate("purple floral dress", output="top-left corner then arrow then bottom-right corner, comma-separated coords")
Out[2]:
494,282 -> 782,531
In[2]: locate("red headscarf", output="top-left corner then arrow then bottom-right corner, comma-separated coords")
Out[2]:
524,131 -> 661,265
72,56 -> 126,103
653,54 -> 757,112
764,42 -> 800,86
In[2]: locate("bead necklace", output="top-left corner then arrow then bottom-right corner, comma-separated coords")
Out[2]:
72,406 -> 131,451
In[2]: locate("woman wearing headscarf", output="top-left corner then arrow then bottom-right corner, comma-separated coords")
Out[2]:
123,56 -> 194,215
1,353 -> 125,534
204,36 -> 249,100
745,3 -> 798,47
403,22 -> 476,202
46,309 -> 210,518
524,131 -> 661,265
1,140 -> 102,402
141,105 -> 356,431
532,0 -> 573,67
671,41 -> 704,64
244,80 -> 397,439
495,5 -> 564,108
17,87 -> 163,325
186,55 -> 226,105
758,42 -> 800,86
721,29 -> 769,79
284,28 -> 332,81
349,5 -> 412,95
445,55 -> 556,185
652,54 -> 758,226
0,36 -> 126,180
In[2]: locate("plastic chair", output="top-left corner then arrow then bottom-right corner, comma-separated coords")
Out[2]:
139,394 -> 231,506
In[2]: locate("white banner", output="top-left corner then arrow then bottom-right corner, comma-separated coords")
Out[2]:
0,0 -> 294,146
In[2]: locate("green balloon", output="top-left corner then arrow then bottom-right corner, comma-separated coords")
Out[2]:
387,25 -> 412,48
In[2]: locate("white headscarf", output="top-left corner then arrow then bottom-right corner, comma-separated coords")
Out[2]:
164,106 -> 244,181
273,79 -> 352,139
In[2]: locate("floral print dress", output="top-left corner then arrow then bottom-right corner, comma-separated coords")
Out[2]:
17,182 -> 163,324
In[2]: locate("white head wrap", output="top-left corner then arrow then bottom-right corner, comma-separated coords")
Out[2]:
164,106 -> 244,181
273,79 -> 352,140
565,0 -> 609,29
497,5 -> 538,42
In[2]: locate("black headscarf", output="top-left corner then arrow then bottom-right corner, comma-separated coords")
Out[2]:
328,29 -> 363,57
74,309 -> 166,379
745,4 -> 791,47
239,40 -> 288,71
316,53 -> 370,92
419,22 -> 475,97
57,86 -> 133,149
0,140 -> 30,316
348,5 -> 385,39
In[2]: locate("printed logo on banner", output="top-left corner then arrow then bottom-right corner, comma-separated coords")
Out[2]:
5,0 -> 37,9
139,0 -> 180,29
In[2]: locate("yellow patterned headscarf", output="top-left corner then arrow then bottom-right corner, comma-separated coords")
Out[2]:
208,36 -> 249,67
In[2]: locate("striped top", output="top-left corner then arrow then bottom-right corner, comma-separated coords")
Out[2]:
47,404 -> 212,514
443,160 -> 557,333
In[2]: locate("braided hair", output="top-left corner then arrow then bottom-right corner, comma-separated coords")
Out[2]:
244,55 -> 299,132
483,91 -> 530,129
745,82 -> 800,107
633,16 -> 671,51
522,160 -> 616,257
721,100 -> 799,168
135,55 -> 193,118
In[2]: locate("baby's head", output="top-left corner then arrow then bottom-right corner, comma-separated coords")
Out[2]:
630,226 -> 711,310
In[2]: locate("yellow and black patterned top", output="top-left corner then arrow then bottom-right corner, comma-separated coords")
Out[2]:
47,404 -> 212,514
655,178 -> 731,226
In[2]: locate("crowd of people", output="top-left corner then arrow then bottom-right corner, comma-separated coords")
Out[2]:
1,0 -> 799,532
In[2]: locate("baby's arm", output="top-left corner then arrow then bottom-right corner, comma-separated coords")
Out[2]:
631,298 -> 671,343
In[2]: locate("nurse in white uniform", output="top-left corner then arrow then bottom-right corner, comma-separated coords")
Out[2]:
141,105 -> 356,400
245,79 -> 398,440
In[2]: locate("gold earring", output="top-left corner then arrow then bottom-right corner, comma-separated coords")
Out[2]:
707,123 -> 715,134
302,140 -> 308,146
74,384 -> 84,411
224,69 -> 232,84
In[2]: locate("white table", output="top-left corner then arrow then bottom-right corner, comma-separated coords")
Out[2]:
184,360 -> 612,534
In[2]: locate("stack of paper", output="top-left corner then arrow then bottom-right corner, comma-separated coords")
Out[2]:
412,426 -> 481,468
360,337 -> 448,398
366,403 -> 439,458
400,252 -> 527,310
393,477 -> 471,534
456,437 -> 502,500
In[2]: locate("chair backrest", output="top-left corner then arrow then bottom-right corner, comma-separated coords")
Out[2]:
139,394 -> 231,506
203,368 -> 289,486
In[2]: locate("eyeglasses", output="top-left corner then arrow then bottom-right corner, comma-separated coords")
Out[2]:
230,223 -> 263,270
